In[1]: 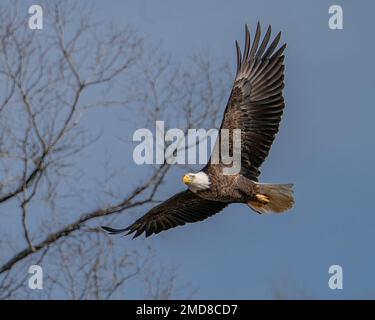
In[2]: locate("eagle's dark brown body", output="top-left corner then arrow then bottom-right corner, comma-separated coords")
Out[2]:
197,168 -> 257,203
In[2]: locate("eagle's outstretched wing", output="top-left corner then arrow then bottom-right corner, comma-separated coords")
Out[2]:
206,23 -> 286,181
102,190 -> 227,238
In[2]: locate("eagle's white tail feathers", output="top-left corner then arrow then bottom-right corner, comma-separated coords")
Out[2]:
248,183 -> 294,214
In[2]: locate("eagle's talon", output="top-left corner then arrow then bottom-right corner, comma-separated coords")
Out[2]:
255,194 -> 269,205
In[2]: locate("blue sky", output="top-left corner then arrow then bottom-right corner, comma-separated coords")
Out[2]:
10,0 -> 375,299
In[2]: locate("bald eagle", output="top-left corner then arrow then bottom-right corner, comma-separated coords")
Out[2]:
102,23 -> 294,238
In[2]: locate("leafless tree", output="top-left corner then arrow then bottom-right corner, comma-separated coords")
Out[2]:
0,1 -> 230,299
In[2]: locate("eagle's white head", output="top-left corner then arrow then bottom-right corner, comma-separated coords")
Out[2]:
183,171 -> 210,193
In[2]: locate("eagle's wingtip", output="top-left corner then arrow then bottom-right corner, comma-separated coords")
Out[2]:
101,226 -> 127,235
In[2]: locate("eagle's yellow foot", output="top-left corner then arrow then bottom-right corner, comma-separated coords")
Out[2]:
255,194 -> 269,205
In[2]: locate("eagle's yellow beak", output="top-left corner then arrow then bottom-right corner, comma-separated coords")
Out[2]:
183,175 -> 192,185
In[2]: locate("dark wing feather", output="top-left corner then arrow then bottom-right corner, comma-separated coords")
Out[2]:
102,190 -> 228,239
207,23 -> 286,181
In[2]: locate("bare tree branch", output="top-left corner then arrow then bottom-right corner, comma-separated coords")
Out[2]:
0,0 -> 229,299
